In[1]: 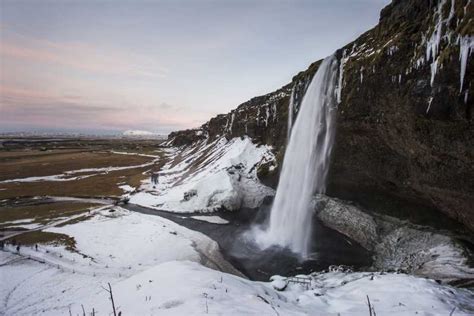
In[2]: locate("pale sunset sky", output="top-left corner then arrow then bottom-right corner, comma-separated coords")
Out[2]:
0,0 -> 390,134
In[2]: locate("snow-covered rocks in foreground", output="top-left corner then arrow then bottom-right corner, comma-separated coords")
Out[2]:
85,261 -> 474,316
131,136 -> 275,213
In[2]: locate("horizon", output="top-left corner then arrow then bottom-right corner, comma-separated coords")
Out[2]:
1,0 -> 390,134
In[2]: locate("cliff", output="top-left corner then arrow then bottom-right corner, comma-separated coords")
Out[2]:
167,0 -> 474,232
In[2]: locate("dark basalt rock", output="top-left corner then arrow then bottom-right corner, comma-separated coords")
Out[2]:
167,0 -> 474,233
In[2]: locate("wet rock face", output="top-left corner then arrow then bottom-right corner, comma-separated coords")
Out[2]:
314,195 -> 474,284
168,0 -> 473,231
313,195 -> 378,251
329,0 -> 474,231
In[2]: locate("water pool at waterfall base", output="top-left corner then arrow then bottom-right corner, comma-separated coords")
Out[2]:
233,204 -> 372,281
126,201 -> 372,281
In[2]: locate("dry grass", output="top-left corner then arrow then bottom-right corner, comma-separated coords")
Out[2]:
1,202 -> 98,250
0,150 -> 153,181
0,164 -> 153,199
12,231 -> 77,251
0,168 -> 147,199
0,202 -> 99,228
0,147 -> 168,199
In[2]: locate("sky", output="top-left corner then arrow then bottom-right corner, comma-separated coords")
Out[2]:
0,0 -> 390,135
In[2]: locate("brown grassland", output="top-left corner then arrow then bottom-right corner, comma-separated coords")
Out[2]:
0,136 -> 166,247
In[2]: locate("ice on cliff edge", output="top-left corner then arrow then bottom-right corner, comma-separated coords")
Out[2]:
130,136 -> 275,213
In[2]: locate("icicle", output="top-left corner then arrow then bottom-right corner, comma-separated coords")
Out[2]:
465,90 -> 469,104
360,66 -> 364,83
448,0 -> 455,22
426,0 -> 446,62
426,96 -> 434,114
272,103 -> 277,122
431,57 -> 439,86
459,35 -> 474,91
415,56 -> 425,69
387,45 -> 399,56
425,0 -> 447,86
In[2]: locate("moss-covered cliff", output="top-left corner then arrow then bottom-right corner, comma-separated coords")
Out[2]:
167,0 -> 474,232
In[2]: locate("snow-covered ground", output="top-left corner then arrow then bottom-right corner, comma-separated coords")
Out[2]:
3,206 -> 474,316
2,137 -> 474,315
82,261 -> 474,315
130,136 -> 276,213
0,206 -> 240,315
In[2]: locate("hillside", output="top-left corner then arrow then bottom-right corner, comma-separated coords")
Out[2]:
167,0 -> 474,233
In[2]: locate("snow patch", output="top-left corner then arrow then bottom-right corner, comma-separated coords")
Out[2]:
130,136 -> 275,213
190,216 -> 229,224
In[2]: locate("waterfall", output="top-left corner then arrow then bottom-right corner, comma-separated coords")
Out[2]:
256,55 -> 339,257
287,86 -> 295,140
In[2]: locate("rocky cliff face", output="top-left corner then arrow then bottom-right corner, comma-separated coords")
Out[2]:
167,0 -> 474,232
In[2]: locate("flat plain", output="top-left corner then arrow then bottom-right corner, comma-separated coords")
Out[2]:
0,136 -> 165,248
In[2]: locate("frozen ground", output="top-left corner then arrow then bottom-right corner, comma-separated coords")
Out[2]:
0,206 -> 239,315
2,137 -> 474,315
2,206 -> 474,315
130,136 -> 275,213
84,261 -> 474,315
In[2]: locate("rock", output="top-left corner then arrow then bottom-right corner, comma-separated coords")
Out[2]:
166,0 -> 474,233
373,222 -> 474,283
314,195 -> 474,283
270,275 -> 287,291
183,190 -> 197,201
314,195 -> 378,251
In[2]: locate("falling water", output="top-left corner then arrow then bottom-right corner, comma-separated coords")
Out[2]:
256,55 -> 339,257
287,86 -> 295,140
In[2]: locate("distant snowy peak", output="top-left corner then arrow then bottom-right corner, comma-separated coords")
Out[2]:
122,130 -> 164,139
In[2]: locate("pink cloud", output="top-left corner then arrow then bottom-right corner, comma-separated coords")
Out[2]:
0,84 -> 204,133
0,32 -> 209,133
1,35 -> 168,78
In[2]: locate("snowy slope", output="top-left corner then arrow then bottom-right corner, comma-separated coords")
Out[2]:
0,206 -> 240,315
83,261 -> 474,316
130,136 -> 275,213
3,207 -> 474,315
